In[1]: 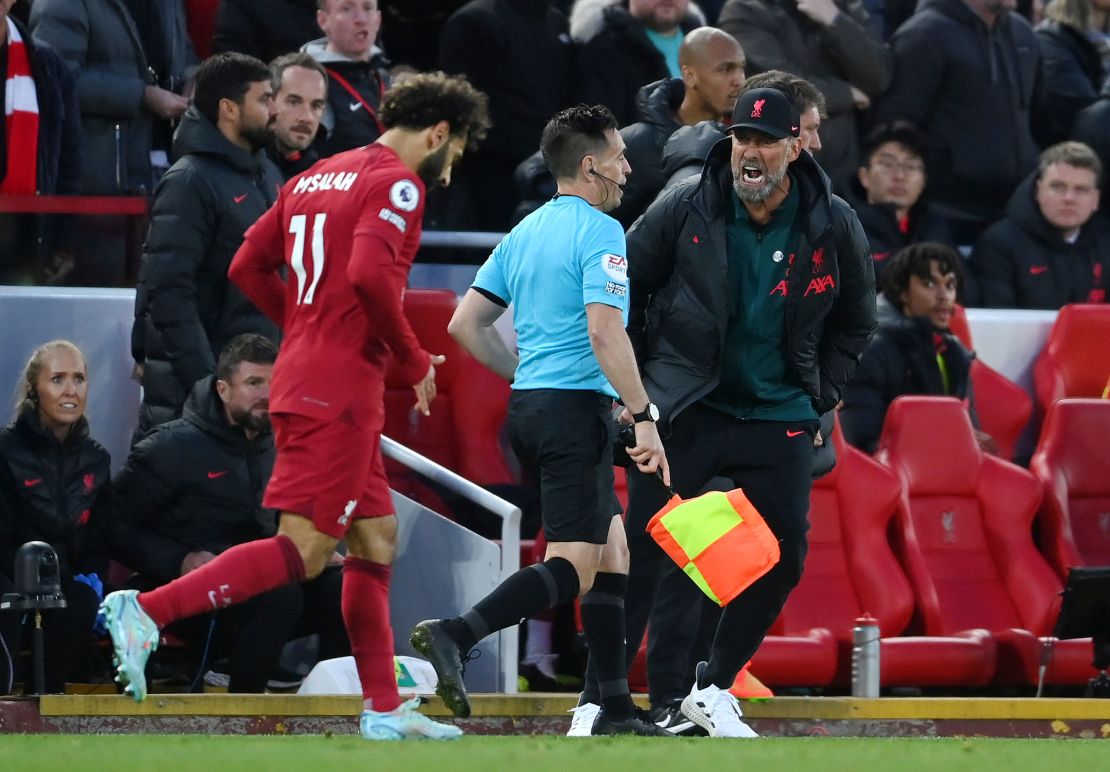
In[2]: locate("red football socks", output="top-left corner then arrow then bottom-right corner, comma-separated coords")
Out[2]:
343,556 -> 401,712
137,534 -> 305,628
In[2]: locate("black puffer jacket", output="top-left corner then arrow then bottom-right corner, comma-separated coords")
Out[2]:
110,376 -> 276,584
660,120 -> 727,189
0,411 -> 110,580
840,312 -> 978,453
972,174 -> 1110,309
614,78 -> 685,228
131,107 -> 282,435
626,142 -> 876,433
570,0 -> 705,126
212,0 -> 320,65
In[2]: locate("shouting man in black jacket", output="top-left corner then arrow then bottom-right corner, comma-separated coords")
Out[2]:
624,87 -> 874,736
132,53 -> 283,438
111,335 -> 348,692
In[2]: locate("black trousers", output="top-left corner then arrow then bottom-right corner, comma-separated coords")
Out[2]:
624,402 -> 816,704
0,574 -> 101,694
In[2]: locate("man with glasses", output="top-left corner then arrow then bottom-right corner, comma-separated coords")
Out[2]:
621,87 -> 874,736
845,121 -> 956,283
973,141 -> 1110,309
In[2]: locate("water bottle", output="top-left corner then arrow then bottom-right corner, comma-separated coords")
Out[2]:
851,615 -> 881,698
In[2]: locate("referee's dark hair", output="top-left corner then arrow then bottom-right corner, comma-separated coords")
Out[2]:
216,334 -> 278,383
540,105 -> 619,181
194,52 -> 273,127
879,242 -> 967,309
379,71 -> 490,151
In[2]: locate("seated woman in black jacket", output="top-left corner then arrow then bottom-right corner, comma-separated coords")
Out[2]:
0,340 -> 110,693
840,243 -> 997,455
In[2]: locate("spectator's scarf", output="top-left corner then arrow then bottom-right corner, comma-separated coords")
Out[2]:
1,17 -> 38,194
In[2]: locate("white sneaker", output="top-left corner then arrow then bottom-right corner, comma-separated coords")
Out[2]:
680,662 -> 759,739
566,702 -> 601,737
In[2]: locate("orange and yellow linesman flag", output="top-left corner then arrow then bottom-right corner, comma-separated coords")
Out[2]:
646,488 -> 780,607
1102,375 -> 1110,399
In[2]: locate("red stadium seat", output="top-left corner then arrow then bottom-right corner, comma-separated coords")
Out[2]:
383,289 -> 515,513
1029,399 -> 1110,580
751,418 -> 995,689
1033,304 -> 1110,411
947,305 -> 1031,462
876,396 -> 1100,688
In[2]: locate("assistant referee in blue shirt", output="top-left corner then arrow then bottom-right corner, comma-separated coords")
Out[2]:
410,105 -> 670,737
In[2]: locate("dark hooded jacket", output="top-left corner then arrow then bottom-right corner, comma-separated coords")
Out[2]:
0,411 -> 110,581
131,107 -> 282,435
840,312 -> 978,453
972,173 -> 1110,309
840,181 -> 956,283
875,0 -> 1042,222
110,376 -> 276,584
626,141 -> 876,433
571,0 -> 705,126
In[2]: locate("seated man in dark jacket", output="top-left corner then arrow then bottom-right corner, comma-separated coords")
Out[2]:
841,243 -> 996,454
842,121 -> 956,283
973,141 -> 1110,309
110,335 -> 348,692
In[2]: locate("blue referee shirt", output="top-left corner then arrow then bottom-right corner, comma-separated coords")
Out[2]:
472,195 -> 629,397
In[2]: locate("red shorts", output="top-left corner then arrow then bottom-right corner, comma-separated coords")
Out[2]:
264,411 -> 394,539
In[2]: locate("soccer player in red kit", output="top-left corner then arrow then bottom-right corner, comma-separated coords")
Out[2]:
100,72 -> 490,741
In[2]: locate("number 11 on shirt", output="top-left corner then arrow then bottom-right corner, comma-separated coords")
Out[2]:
289,212 -> 327,306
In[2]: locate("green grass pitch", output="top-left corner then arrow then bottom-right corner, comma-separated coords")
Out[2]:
1,735 -> 1106,771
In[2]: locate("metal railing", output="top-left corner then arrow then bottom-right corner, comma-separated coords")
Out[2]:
380,435 -> 521,694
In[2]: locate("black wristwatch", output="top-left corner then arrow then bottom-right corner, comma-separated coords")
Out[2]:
632,402 -> 660,423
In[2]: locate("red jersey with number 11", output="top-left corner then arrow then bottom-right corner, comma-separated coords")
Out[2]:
233,143 -> 429,428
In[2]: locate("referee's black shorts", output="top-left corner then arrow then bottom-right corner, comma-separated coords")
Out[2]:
507,388 -> 621,544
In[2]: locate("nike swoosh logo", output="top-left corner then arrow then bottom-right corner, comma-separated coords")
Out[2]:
207,471 -> 229,479
349,102 -> 362,112
786,430 -> 806,437
1029,266 -> 1049,275
233,194 -> 248,204
24,478 -> 43,487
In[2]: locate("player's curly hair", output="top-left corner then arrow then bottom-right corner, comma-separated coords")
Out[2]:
880,242 -> 967,309
540,105 -> 619,181
379,72 -> 490,151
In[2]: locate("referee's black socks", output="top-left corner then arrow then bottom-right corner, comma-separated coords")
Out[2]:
440,557 -> 581,651
580,571 -> 634,719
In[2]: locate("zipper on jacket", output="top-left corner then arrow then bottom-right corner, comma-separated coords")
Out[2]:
115,124 -> 123,191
